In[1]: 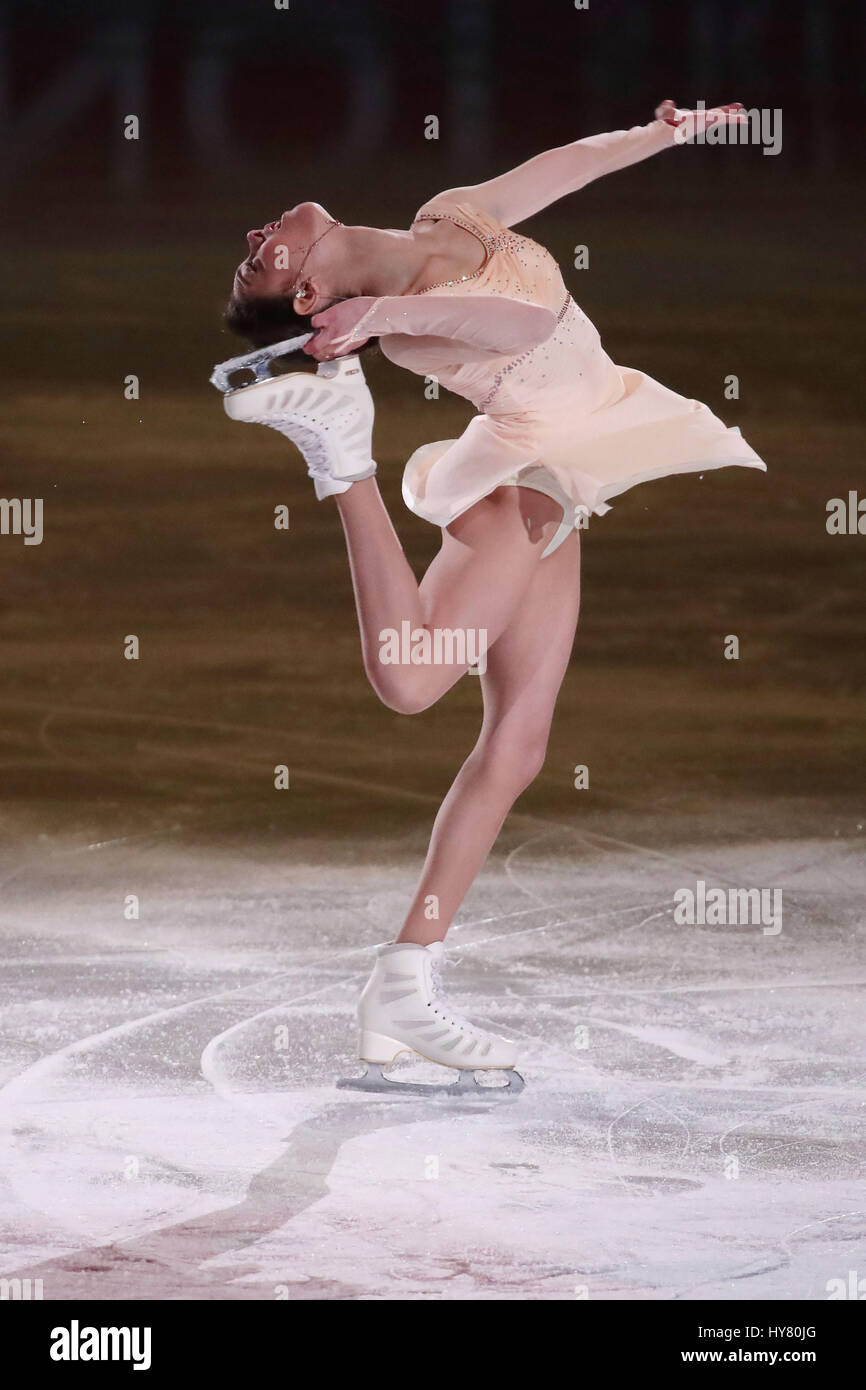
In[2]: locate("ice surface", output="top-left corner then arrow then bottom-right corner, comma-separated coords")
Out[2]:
1,823 -> 864,1301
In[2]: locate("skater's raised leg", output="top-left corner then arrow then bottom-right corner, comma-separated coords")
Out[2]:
214,349 -> 564,716
334,477 -> 564,713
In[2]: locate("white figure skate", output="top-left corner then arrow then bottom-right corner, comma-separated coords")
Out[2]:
210,333 -> 377,499
338,942 -> 524,1097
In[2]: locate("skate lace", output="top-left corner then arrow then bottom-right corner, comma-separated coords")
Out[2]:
429,955 -> 486,1039
279,416 -> 331,474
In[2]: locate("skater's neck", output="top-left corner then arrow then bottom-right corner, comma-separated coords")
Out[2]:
331,225 -> 443,299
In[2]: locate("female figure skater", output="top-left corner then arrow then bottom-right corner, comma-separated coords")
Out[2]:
214,101 -> 766,1094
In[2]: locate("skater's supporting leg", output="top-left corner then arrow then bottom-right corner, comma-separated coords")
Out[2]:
396,527 -> 581,944
334,478 -> 563,714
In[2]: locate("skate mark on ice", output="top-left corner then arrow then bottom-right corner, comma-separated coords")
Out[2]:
778,1210 -> 865,1268
503,832 -> 564,907
506,815 -> 824,931
454,896 -> 586,932
500,818 -> 820,967
716,1069 -> 866,1179
665,1253 -> 793,1299
0,950 -> 176,968
605,1098 -> 693,1192
455,896 -> 583,930
199,977 -> 366,1113
591,976 -> 866,998
614,1174 -> 702,1194
462,898 -> 673,955
586,1019 -> 729,1068
0,942 -> 382,1119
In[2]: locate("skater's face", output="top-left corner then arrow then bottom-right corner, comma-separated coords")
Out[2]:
233,202 -> 341,311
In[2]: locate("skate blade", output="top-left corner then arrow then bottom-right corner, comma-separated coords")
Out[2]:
209,333 -> 314,394
336,1062 -> 525,1099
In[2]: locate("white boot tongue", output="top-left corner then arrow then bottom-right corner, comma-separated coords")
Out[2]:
425,941 -> 446,959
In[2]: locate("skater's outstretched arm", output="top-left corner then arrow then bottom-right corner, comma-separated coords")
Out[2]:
435,101 -> 746,228
305,293 -> 557,361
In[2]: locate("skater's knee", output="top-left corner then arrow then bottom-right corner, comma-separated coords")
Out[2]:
378,685 -> 435,716
504,743 -> 548,794
473,727 -> 549,794
366,667 -> 440,716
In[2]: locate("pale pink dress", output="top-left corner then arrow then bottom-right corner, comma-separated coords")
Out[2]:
349,145 -> 766,555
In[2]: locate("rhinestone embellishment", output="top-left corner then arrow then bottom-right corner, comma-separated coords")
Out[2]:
478,292 -> 573,411
413,211 -> 495,293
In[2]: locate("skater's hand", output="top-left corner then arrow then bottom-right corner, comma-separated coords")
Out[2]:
655,99 -> 746,140
306,297 -> 377,360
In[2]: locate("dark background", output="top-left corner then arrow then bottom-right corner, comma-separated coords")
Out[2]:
0,0 -> 864,854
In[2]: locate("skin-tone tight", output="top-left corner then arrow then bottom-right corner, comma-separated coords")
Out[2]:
333,477 -> 581,945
